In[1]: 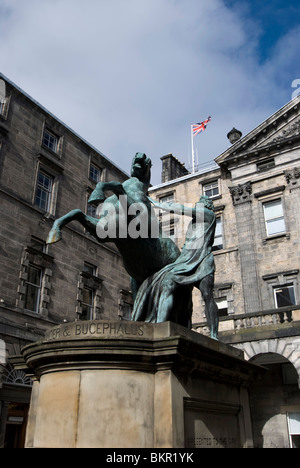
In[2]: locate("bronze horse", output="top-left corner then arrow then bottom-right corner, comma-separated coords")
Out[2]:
46,153 -> 180,297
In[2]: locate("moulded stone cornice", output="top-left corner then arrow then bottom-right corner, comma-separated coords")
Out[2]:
216,94 -> 300,167
21,320 -> 261,386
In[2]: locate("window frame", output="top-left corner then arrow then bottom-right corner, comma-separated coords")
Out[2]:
35,170 -> 54,212
24,264 -> 43,314
262,270 -> 299,311
81,286 -> 94,321
86,190 -> 99,218
83,262 -> 97,276
287,413 -> 300,448
215,297 -> 228,317
77,265 -> 102,321
118,289 -> 134,321
203,179 -> 220,199
42,128 -> 59,154
257,158 -> 275,173
263,198 -> 286,237
212,217 -> 223,251
273,284 -> 296,309
89,163 -> 102,184
0,79 -> 10,119
0,97 -> 8,117
159,193 -> 176,240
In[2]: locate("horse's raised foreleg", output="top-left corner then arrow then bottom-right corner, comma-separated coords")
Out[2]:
88,181 -> 126,204
46,209 -> 98,244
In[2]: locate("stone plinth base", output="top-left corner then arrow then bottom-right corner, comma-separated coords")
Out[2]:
22,321 -> 262,448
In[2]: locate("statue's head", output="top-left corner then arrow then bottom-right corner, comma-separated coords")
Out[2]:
131,152 -> 152,183
198,195 -> 214,211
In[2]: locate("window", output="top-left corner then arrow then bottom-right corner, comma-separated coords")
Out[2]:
159,193 -> 175,239
213,283 -> 234,315
42,129 -> 58,153
86,191 -> 99,218
87,203 -> 97,218
121,302 -> 132,321
288,413 -> 300,448
0,79 -> 9,118
274,284 -> 296,308
203,180 -> 219,199
215,297 -> 228,317
81,287 -> 94,321
212,218 -> 223,251
89,163 -> 101,183
263,270 -> 299,312
0,98 -> 6,116
24,265 -> 42,313
35,171 -> 53,211
0,97 -> 9,118
30,236 -> 47,253
77,263 -> 102,321
159,193 -> 174,204
257,159 -> 275,172
263,199 -> 286,236
119,289 -> 133,321
83,262 -> 96,276
0,79 -> 5,113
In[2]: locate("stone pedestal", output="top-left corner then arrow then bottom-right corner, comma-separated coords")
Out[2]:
22,321 -> 262,448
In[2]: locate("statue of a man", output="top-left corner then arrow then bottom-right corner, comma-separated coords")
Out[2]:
131,195 -> 219,339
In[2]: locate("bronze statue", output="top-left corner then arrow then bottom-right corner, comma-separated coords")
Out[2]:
46,153 -> 219,339
132,196 -> 219,339
47,153 -> 181,298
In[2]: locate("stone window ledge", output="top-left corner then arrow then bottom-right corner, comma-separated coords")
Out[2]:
213,246 -> 238,256
263,232 -> 290,244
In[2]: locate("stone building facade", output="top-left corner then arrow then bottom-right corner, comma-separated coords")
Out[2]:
1,72 -> 300,448
149,95 -> 300,448
0,74 -> 131,447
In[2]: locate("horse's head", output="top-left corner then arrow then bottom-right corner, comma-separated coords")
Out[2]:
131,153 -> 152,185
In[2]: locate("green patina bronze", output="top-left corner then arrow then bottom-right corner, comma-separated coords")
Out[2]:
47,153 -> 181,298
46,153 -> 219,338
132,196 -> 219,339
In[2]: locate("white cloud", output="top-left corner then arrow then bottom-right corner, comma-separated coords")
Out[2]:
0,0 -> 299,183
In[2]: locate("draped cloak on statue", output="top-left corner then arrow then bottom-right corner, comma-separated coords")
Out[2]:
131,204 -> 216,326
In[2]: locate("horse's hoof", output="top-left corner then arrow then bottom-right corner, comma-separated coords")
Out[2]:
88,191 -> 105,205
88,197 -> 105,205
46,228 -> 62,244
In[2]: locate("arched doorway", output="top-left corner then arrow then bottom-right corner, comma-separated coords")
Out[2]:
0,362 -> 32,448
248,352 -> 300,448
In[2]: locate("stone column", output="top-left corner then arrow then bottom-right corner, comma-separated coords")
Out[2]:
230,182 -> 262,313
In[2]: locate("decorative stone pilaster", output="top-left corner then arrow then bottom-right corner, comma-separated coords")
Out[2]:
230,181 -> 261,313
229,182 -> 252,206
284,167 -> 300,191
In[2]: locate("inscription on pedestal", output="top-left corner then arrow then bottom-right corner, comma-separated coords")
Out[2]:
184,398 -> 241,449
44,321 -> 146,342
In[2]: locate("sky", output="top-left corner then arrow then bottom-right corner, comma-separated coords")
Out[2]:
0,0 -> 300,184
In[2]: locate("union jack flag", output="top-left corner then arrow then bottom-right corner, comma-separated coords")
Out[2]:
192,116 -> 211,137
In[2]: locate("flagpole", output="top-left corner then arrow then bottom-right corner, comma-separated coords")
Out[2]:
191,124 -> 195,173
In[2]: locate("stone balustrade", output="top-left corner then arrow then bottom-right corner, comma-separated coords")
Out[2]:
192,307 -> 300,337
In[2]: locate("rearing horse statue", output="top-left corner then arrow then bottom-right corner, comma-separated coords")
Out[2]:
46,153 -> 181,297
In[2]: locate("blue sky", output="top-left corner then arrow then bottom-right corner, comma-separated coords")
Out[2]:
0,0 -> 299,184
225,1 -> 300,62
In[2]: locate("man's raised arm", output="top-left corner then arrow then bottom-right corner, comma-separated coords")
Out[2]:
148,197 -> 197,217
